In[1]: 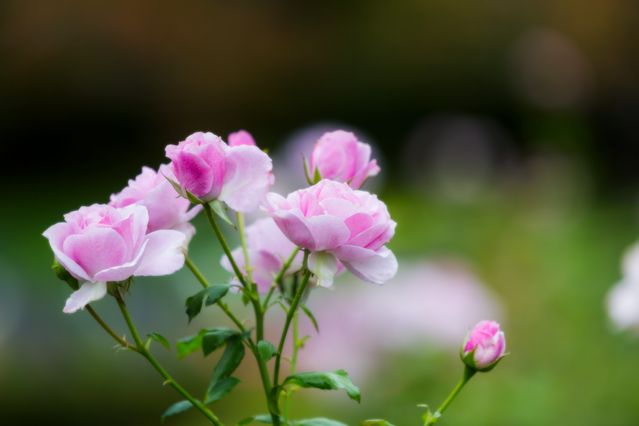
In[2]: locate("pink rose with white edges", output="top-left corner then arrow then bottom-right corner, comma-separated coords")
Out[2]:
264,179 -> 397,287
43,204 -> 186,313
461,320 -> 506,371
165,131 -> 273,212
222,218 -> 304,293
109,164 -> 201,240
310,130 -> 380,189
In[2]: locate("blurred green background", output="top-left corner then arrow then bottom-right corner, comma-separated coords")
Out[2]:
2,1 -> 639,425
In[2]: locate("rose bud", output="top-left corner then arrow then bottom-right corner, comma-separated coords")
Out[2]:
228,130 -> 257,147
264,179 -> 397,287
165,131 -> 273,212
310,130 -> 380,189
461,320 -> 506,371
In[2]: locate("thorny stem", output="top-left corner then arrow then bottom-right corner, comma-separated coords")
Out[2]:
114,292 -> 223,425
202,204 -> 278,421
85,305 -> 139,353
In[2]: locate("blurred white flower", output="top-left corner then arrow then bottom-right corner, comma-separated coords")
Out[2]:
607,242 -> 639,330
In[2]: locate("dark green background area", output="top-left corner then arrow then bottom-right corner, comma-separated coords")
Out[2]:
2,1 -> 639,425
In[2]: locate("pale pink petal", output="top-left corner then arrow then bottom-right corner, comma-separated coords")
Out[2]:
43,223 -> 91,281
305,215 -> 351,251
93,240 -> 149,282
134,230 -> 186,276
219,145 -> 273,212
272,211 -> 315,249
308,251 -> 339,288
63,282 -> 107,314
332,245 -> 398,284
62,227 -> 128,279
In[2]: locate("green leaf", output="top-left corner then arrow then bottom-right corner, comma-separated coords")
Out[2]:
283,370 -> 360,403
163,174 -> 187,198
147,332 -> 171,350
52,259 -> 79,290
202,336 -> 246,404
211,336 -> 245,382
302,155 -> 314,185
301,305 -> 320,333
361,420 -> 396,426
294,419 -> 349,426
209,200 -> 236,228
185,285 -> 230,323
205,376 -> 241,404
257,340 -> 277,362
176,332 -> 204,359
202,328 -> 240,356
161,400 -> 193,422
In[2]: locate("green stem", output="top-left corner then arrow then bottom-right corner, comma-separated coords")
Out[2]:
272,251 -> 311,423
203,203 -> 247,288
263,248 -> 301,311
84,304 -> 139,353
184,256 -> 248,334
114,293 -> 223,426
237,212 -> 255,291
201,205 -> 278,422
426,366 -> 476,425
284,311 -> 301,419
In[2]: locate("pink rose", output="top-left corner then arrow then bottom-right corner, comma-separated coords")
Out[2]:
310,130 -> 380,189
264,179 -> 397,286
221,218 -> 303,293
109,164 -> 201,240
228,130 -> 256,147
165,131 -> 273,212
461,320 -> 506,371
43,204 -> 186,314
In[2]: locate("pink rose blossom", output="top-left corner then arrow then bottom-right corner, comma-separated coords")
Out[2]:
109,164 -> 201,240
222,218 -> 303,292
43,204 -> 186,314
165,131 -> 273,212
228,130 -> 256,147
461,320 -> 506,371
264,179 -> 397,286
310,130 -> 380,189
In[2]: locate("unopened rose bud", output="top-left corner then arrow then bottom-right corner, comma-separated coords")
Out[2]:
228,130 -> 256,147
309,130 -> 380,189
461,320 -> 506,371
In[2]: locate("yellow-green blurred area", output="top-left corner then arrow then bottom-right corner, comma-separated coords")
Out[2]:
2,1 -> 639,425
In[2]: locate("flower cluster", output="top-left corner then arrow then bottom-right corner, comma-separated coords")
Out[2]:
44,129 -> 397,310
43,127 -> 506,426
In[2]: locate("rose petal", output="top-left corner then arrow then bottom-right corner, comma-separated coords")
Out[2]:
134,230 -> 186,276
305,215 -> 351,251
219,145 -> 273,212
308,251 -> 339,288
63,281 -> 107,314
62,227 -> 128,279
43,223 -> 91,281
332,245 -> 398,285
